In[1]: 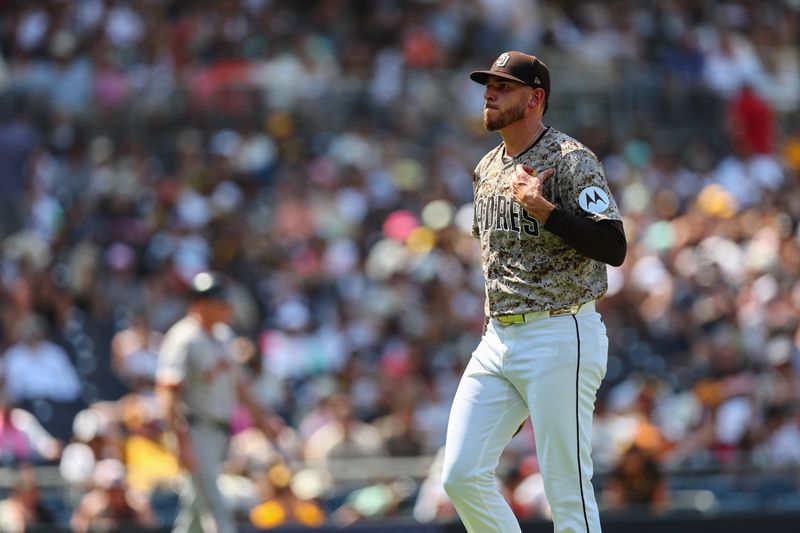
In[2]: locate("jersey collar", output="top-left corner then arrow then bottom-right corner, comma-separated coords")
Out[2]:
501,126 -> 550,165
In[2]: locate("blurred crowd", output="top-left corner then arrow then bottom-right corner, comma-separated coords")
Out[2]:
1,0 -> 800,530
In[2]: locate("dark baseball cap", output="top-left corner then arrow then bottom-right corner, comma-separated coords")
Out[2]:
188,271 -> 229,301
470,51 -> 550,97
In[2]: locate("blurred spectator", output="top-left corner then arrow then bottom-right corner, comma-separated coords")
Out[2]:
702,31 -> 764,99
751,404 -> 800,467
249,462 -> 325,529
59,406 -> 121,488
754,335 -> 800,407
231,336 -> 288,433
782,118 -> 800,173
728,85 -> 775,155
0,465 -> 55,533
0,101 -> 38,237
374,396 -> 425,457
685,338 -> 758,465
591,392 -> 642,472
602,444 -> 669,514
503,456 -> 551,521
410,377 -> 454,455
331,477 -> 416,527
296,377 -> 340,443
0,314 -> 81,403
413,448 -> 457,524
111,311 -> 163,392
70,458 -> 156,533
0,392 -> 61,465
119,393 -> 180,494
260,299 -> 348,380
226,426 -> 299,482
303,392 -> 385,463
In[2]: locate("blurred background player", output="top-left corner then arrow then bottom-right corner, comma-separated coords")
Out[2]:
157,271 -> 278,533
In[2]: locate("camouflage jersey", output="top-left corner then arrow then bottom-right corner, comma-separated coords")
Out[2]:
472,126 -> 622,317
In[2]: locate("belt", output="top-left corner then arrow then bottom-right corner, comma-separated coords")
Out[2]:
496,301 -> 595,325
186,414 -> 231,434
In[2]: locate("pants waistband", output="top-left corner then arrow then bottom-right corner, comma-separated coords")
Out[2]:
186,414 -> 231,434
495,300 -> 595,325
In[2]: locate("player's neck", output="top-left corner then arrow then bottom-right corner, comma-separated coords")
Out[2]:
501,120 -> 546,158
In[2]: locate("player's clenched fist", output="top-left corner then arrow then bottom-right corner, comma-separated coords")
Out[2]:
512,164 -> 555,223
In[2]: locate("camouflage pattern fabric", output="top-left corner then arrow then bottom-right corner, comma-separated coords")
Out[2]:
471,127 -> 622,317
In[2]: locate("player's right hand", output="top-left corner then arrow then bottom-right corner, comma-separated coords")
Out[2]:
513,164 -> 555,222
176,431 -> 197,473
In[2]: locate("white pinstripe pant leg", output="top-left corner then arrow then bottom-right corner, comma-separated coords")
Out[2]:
443,309 -> 607,533
442,322 -> 529,533
505,311 -> 606,532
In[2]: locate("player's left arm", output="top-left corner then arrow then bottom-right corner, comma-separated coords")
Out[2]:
235,371 -> 283,441
544,149 -> 626,266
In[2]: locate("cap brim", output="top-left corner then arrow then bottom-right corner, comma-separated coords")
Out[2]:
190,288 -> 230,301
469,70 -> 529,86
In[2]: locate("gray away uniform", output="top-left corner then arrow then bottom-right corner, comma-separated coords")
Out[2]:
158,317 -> 238,533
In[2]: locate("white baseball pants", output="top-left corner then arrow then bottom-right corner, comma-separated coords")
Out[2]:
443,303 -> 607,533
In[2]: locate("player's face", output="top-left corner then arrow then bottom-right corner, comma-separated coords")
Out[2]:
212,299 -> 233,325
482,77 -> 533,131
197,298 -> 233,325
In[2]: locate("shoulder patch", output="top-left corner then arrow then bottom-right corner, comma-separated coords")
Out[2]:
578,186 -> 610,213
560,139 -> 583,156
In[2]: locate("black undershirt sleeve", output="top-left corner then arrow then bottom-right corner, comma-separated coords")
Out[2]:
543,208 -> 627,266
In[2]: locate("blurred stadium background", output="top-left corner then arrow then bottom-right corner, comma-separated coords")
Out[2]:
1,0 -> 800,532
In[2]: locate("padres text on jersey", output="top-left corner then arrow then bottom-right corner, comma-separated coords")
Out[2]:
472,127 -> 622,317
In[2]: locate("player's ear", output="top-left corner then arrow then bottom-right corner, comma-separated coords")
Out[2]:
528,89 -> 538,109
529,88 -> 544,110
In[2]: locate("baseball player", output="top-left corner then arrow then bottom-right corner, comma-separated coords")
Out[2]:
157,272 -> 278,533
442,51 -> 626,533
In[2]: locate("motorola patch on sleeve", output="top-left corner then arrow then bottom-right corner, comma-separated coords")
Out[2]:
578,186 -> 610,213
